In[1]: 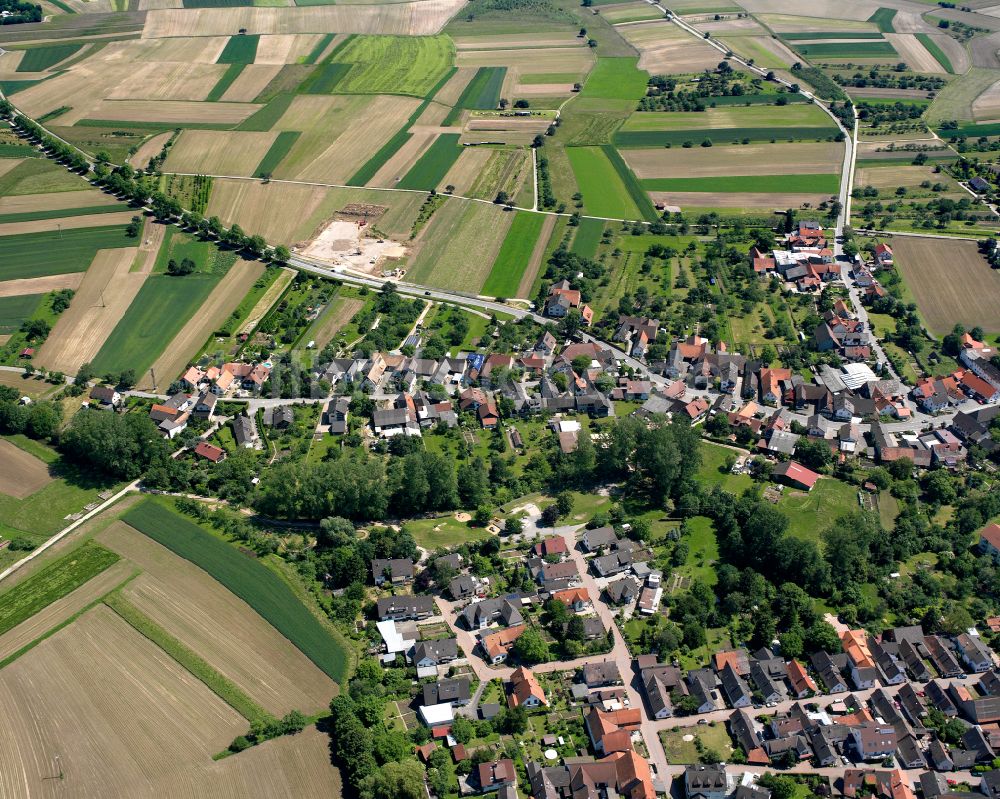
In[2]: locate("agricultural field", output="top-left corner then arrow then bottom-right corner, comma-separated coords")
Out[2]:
567,145 -> 650,219
481,210 -> 546,297
327,34 -> 454,96
892,236 -> 1000,336
0,224 -> 133,280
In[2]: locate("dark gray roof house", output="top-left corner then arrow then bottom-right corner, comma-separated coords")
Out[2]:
423,677 -> 470,706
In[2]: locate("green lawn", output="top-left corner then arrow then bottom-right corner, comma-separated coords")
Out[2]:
216,34 -> 259,65
697,441 -> 754,494
329,35 -> 455,97
777,477 -> 859,543
16,43 -> 83,72
122,498 -> 350,683
0,225 -> 132,280
397,133 -> 462,191
482,211 -> 546,297
404,515 -> 490,549
641,173 -> 839,193
579,57 -> 649,102
660,722 -> 733,763
679,516 -> 720,587
570,217 -> 604,258
567,146 -> 643,219
0,541 -> 119,636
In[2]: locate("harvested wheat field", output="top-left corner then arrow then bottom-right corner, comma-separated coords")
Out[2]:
99,521 -> 338,715
623,141 -> 844,178
142,0 -> 466,38
139,260 -> 265,390
439,147 -> 494,195
107,61 -> 226,101
289,94 -> 421,183
651,190 -> 833,208
83,99 -> 261,126
221,64 -> 283,103
892,236 -> 1000,336
745,0 -> 877,21
0,605 -> 245,799
0,189 -> 117,215
254,33 -> 327,65
206,179 -> 331,243
456,47 -> 593,73
0,560 -> 133,663
9,62 -> 137,122
618,21 -> 721,74
855,164 -> 955,190
434,66 -> 478,106
123,35 -> 230,64
128,131 -> 173,169
0,273 -> 84,298
163,131 -> 278,177
238,267 -> 295,335
36,247 -> 146,374
0,439 -> 52,499
884,34 -> 944,74
973,77 -> 1000,120
0,210 -> 135,238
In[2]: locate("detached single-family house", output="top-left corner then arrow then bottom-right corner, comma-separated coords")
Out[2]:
371,558 -> 414,586
413,639 -> 458,669
508,667 -> 547,709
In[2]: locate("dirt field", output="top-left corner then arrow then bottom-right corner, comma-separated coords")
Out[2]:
163,131 -> 279,178
0,371 -> 51,398
107,61 -> 226,102
0,605 -> 246,798
0,439 -> 52,499
617,20 -> 721,74
973,76 -> 1000,120
309,297 -> 364,351
301,219 -> 408,271
128,132 -> 173,169
0,560 -> 133,663
206,179 -> 331,243
98,521 -> 337,716
623,141 -> 843,178
139,260 -> 265,390
0,273 -> 84,298
238,267 -> 295,336
0,189 -> 117,215
650,190 -> 833,208
254,33 -> 326,65
36,247 -> 146,374
142,0 -> 466,38
439,147 -> 494,195
83,99 -> 261,126
892,236 -> 1000,336
884,33 -> 945,74
221,64 -> 283,103
517,213 -> 555,298
855,164 -> 956,190
0,210 -> 135,238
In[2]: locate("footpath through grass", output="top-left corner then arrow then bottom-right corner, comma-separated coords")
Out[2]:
104,591 -> 274,724
0,541 -> 120,636
122,499 -> 350,683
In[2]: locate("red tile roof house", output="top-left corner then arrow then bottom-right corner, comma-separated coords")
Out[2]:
874,243 -> 893,266
507,666 -> 547,709
478,759 -> 516,793
552,586 -> 591,612
772,460 -> 820,492
980,522 -> 1000,560
194,442 -> 226,464
533,535 -> 568,560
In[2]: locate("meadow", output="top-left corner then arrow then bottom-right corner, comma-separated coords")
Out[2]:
330,35 -> 454,96
578,56 -> 648,101
0,294 -> 44,333
566,145 -> 654,220
792,41 -> 897,58
641,174 -> 840,193
397,133 -> 462,190
121,499 -> 350,683
0,225 -> 132,280
253,130 -> 301,177
216,33 -> 260,64
15,43 -> 83,72
481,210 -> 546,297
0,541 -> 120,637
570,216 -> 604,258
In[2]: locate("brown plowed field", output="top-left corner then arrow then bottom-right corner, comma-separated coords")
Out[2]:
0,605 -> 246,798
99,521 -> 338,716
36,247 -> 146,374
0,439 -> 52,499
139,259 -> 265,390
0,273 -> 84,298
892,236 -> 1000,336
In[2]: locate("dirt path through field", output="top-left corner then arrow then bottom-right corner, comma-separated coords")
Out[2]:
0,273 -> 84,298
139,259 -> 265,390
36,247 -> 146,374
0,210 -> 135,237
516,213 -> 555,298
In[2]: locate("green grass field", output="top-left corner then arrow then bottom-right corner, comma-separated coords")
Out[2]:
579,57 -> 649,101
216,34 -> 259,65
122,499 -> 350,683
0,204 -> 122,224
90,267 -> 229,376
16,43 -> 83,72
300,62 -> 351,94
567,146 -> 643,219
868,8 -> 897,33
0,225 -> 131,280
236,93 -> 296,132
0,541 -> 119,637
916,33 -> 953,73
615,126 -> 836,146
794,41 -> 896,58
397,133 -> 462,190
778,478 -> 859,543
782,31 -> 885,41
348,67 -> 456,186
482,210 -> 546,297
570,216 -> 604,258
443,66 -> 506,124
0,158 -> 89,196
641,173 -> 840,193
253,130 -> 300,177
0,294 -> 44,333
404,514 -> 490,549
602,144 -> 658,220
330,35 -> 454,97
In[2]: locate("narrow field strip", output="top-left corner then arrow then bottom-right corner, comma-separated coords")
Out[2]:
0,203 -> 126,225
570,216 -> 604,258
916,33 -> 953,73
602,144 -> 658,221
253,130 -> 301,177
641,173 -> 840,193
482,210 -> 545,297
615,126 -> 838,147
397,132 -> 462,190
104,592 -> 274,725
442,65 -> 505,125
206,63 -> 246,102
